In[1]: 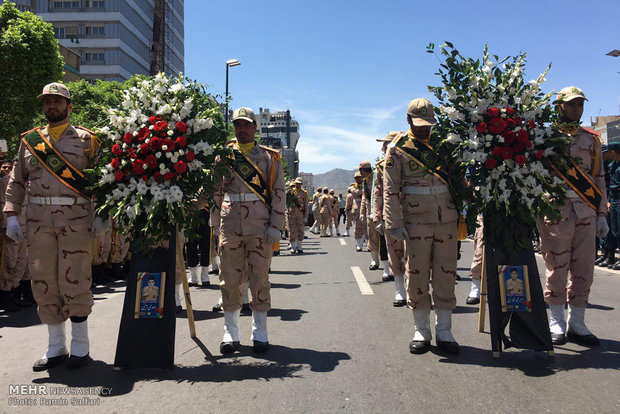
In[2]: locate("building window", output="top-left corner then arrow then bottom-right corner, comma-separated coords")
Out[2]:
53,1 -> 81,9
85,25 -> 105,37
83,51 -> 105,64
53,27 -> 65,39
86,0 -> 105,8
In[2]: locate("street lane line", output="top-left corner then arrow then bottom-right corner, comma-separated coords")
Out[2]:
339,238 -> 346,245
351,266 -> 374,295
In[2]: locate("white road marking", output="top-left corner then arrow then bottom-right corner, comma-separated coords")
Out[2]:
351,266 -> 374,295
339,238 -> 346,245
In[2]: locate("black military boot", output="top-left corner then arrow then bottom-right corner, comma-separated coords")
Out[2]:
605,252 -> 617,268
11,287 -> 32,307
595,249 -> 609,266
111,263 -> 127,280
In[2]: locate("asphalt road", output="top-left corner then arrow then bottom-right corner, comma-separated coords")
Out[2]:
1,231 -> 620,413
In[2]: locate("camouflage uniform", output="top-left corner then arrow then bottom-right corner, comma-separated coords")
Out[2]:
319,192 -> 332,236
466,215 -> 484,304
213,142 -> 285,313
0,175 -> 28,292
287,184 -> 308,248
310,190 -> 322,234
4,124 -> 98,324
350,180 -> 366,247
344,190 -> 353,235
361,174 -> 380,259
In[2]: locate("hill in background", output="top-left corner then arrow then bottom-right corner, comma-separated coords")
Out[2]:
311,168 -> 356,194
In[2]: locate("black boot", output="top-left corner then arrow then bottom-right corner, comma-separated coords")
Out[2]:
0,290 -> 19,312
91,265 -> 107,286
605,253 -> 617,268
20,280 -> 36,305
595,250 -> 609,265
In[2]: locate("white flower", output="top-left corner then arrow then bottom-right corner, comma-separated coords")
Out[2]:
167,130 -> 174,136
161,145 -> 168,151
446,133 -> 461,144
155,152 -> 162,159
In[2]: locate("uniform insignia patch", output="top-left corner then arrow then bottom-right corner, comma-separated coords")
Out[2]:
29,157 -> 38,167
386,158 -> 394,168
46,154 -> 63,172
409,160 -> 418,170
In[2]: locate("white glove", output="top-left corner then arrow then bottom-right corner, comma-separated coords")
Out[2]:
92,216 -> 111,236
359,215 -> 365,223
388,226 -> 409,241
375,220 -> 385,235
264,226 -> 281,244
597,216 -> 609,238
6,215 -> 24,242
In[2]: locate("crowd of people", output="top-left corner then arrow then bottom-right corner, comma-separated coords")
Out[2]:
0,81 -> 611,373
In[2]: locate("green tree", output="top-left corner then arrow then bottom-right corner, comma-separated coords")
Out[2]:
0,2 -> 64,155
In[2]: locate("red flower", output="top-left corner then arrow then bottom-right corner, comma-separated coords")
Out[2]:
123,132 -> 133,144
176,135 -> 187,147
536,150 -> 543,160
153,171 -> 162,182
528,120 -> 537,129
148,116 -> 161,125
517,129 -> 530,143
141,175 -> 149,182
505,118 -> 516,129
137,127 -> 150,141
111,144 -> 122,156
150,137 -> 163,150
484,158 -> 498,169
127,148 -> 137,159
164,139 -> 176,152
502,130 -> 516,144
176,121 -> 188,134
110,158 -> 120,169
514,116 -> 523,126
492,146 -> 504,157
145,154 -> 158,169
153,120 -> 168,136
513,142 -> 526,153
515,154 -> 526,165
114,170 -> 124,181
132,159 -> 145,175
501,147 -> 513,160
526,141 -> 533,148
488,117 -> 507,134
139,143 -> 151,154
476,122 -> 487,134
506,107 -> 515,116
163,172 -> 175,181
186,151 -> 195,162
487,107 -> 500,118
174,160 -> 187,174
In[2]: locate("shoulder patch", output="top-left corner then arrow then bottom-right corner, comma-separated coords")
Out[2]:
385,157 -> 394,168
75,125 -> 96,135
21,126 -> 42,136
259,145 -> 280,154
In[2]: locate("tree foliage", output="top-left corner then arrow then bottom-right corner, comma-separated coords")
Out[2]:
0,2 -> 64,155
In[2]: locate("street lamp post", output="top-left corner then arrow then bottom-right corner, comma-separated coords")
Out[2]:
225,59 -> 241,127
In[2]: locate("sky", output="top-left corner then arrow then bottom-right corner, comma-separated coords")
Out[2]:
184,0 -> 620,174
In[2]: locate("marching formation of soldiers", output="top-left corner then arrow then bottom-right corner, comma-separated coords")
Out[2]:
2,82 -> 608,373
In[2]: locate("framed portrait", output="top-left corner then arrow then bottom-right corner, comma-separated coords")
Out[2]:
134,272 -> 166,319
498,265 -> 531,312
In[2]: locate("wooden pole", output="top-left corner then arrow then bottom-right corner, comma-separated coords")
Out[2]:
176,227 -> 196,338
477,245 -> 487,333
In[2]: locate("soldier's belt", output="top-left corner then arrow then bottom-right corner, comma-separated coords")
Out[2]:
223,193 -> 262,202
402,185 -> 449,195
29,196 -> 89,206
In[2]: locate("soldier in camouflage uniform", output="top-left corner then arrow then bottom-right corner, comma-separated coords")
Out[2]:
287,177 -> 308,254
329,189 -> 340,236
310,187 -> 322,234
212,107 -> 285,354
4,83 -> 104,370
384,98 -> 460,355
319,187 -> 332,237
538,87 -> 608,347
373,131 -> 407,306
344,188 -> 353,236
350,172 -> 366,251
360,160 -> 381,270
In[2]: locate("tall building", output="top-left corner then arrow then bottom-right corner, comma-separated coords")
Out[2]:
592,115 -> 620,144
21,0 -> 184,82
256,108 -> 301,177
